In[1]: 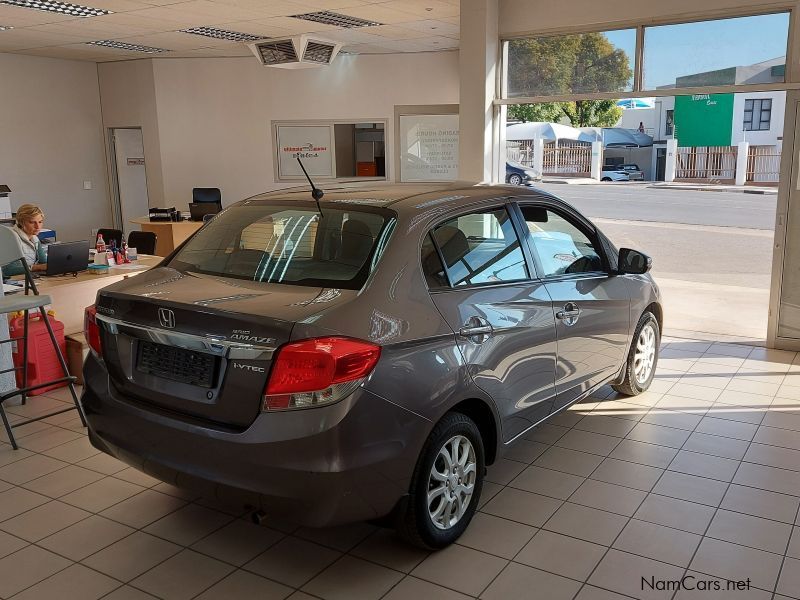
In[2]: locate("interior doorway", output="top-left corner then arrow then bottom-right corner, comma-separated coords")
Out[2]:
109,128 -> 149,234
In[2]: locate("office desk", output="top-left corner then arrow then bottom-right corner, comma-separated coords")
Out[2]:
130,218 -> 203,257
17,256 -> 162,334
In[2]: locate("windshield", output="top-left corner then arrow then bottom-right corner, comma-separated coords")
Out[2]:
169,204 -> 394,290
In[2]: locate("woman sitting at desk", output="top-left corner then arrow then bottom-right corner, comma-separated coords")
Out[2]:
4,204 -> 47,276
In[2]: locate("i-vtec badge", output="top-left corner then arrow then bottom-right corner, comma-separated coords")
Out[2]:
232,362 -> 266,373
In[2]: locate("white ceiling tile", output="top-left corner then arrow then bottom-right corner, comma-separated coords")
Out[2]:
364,24 -> 429,40
393,0 -> 459,19
316,27 -> 382,44
92,11 -> 182,32
340,42 -> 397,54
0,28 -> 87,50
399,19 -> 458,38
248,16 -> 340,35
115,31 -> 211,49
0,4 -> 78,26
26,19 -> 153,38
211,20 -> 293,38
85,0 -> 156,11
209,0 -> 310,17
333,4 -> 419,25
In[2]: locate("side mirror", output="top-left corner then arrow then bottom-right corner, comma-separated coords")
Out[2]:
618,248 -> 652,275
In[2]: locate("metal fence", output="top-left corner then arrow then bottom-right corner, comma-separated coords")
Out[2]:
747,145 -> 781,183
676,146 -> 737,180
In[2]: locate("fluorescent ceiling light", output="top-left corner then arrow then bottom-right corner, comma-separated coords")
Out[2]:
290,11 -> 381,28
179,26 -> 261,42
87,39 -> 168,53
0,25 -> 14,30
0,0 -> 111,17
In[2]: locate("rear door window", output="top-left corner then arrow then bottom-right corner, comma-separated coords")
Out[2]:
429,208 -> 529,287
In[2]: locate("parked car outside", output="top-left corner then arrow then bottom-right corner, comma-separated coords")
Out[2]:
82,183 -> 662,549
618,164 -> 645,180
601,169 -> 630,182
506,160 -> 538,185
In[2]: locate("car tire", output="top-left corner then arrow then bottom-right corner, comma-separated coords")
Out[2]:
508,174 -> 523,185
613,311 -> 660,396
601,177 -> 612,182
395,412 -> 485,549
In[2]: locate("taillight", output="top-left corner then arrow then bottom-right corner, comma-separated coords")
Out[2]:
84,305 -> 102,357
263,337 -> 381,411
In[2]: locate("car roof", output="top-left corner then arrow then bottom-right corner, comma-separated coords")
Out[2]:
240,182 -> 559,213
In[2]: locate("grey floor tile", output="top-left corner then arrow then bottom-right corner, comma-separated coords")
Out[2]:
485,458 -> 526,486
94,585 -> 159,600
21,464 -> 106,498
788,527 -> 800,559
509,465 -> 585,499
480,487 -> 562,527
626,422 -> 691,449
753,425 -> 800,451
667,450 -> 740,482
776,557 -> 800,599
192,519 -> 284,567
706,509 -> 793,554
83,530 -> 182,582
0,454 -> 68,485
480,561 -> 581,600
569,478 -> 647,517
0,486 -> 51,521
12,563 -> 119,600
574,414 -> 637,438
613,519 -> 701,567
504,439 -> 548,463
0,499 -> 90,542
634,494 -> 716,535
744,443 -> 800,472
131,549 -> 234,600
555,429 -> 621,456
574,585 -> 635,599
544,502 -> 628,546
523,423 -> 570,445
609,439 -> 678,469
60,476 -> 144,513
591,457 -> 663,491
303,555 -> 403,600
720,484 -> 800,524
100,489 -> 187,529
195,569 -> 291,600
641,408 -> 703,432
534,446 -> 605,477
351,529 -> 430,573
383,576 -> 472,600
412,543 -> 507,596
39,514 -> 134,561
682,431 -> 750,460
0,544 -> 71,598
733,462 -> 800,496
652,471 -> 729,507
690,537 -> 783,592
143,503 -> 233,546
589,549 -> 685,600
245,536 -> 341,588
514,529 -> 606,581
456,512 -> 536,559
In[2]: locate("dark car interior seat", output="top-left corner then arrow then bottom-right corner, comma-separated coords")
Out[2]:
339,219 -> 373,265
435,226 -> 470,268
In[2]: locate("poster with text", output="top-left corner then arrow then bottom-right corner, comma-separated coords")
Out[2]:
399,114 -> 459,182
276,125 -> 335,179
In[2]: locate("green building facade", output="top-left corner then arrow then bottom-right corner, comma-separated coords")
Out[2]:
673,93 -> 734,147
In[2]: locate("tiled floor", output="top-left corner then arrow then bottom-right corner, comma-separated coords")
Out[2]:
0,337 -> 798,599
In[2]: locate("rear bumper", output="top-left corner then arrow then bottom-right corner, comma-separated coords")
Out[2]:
81,355 -> 431,527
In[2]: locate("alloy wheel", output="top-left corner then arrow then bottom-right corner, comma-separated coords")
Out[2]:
634,323 -> 657,384
427,435 -> 477,530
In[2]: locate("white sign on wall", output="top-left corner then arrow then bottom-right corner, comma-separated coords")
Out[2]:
399,114 -> 459,182
276,125 -> 335,179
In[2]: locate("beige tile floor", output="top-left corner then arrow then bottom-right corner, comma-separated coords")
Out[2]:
0,337 -> 798,599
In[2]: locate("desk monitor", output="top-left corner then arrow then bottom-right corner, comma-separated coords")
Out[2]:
46,240 -> 90,276
189,202 -> 221,222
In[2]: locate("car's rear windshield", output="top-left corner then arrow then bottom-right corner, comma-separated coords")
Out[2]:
168,203 -> 395,290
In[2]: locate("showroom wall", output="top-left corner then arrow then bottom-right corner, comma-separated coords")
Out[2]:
0,53 -> 110,241
98,50 -> 460,210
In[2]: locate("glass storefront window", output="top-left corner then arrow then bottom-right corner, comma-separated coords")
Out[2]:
643,13 -> 789,91
505,29 -> 636,98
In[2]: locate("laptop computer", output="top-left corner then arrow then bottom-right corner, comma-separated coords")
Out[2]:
46,240 -> 91,276
189,202 -> 221,222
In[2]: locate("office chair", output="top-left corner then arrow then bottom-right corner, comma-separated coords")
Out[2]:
127,231 -> 157,256
96,228 -> 123,249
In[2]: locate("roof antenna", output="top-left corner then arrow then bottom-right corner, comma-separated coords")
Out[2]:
296,157 -> 324,217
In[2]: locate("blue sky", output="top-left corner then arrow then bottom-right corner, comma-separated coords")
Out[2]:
604,12 -> 789,90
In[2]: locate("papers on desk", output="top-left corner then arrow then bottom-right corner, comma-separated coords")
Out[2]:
2,283 -> 22,294
111,264 -> 148,271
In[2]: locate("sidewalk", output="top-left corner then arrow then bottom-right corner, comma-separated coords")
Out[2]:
537,177 -> 778,194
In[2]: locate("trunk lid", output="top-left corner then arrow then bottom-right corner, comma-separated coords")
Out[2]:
95,267 -> 354,428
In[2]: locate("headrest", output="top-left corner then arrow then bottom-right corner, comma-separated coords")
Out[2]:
434,225 -> 469,267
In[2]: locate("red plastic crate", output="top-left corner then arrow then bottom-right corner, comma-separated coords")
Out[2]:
10,312 -> 67,396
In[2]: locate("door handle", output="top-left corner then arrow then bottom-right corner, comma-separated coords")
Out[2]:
555,302 -> 581,325
458,325 -> 493,337
458,316 -> 493,339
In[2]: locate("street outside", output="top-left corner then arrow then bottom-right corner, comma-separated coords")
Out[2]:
536,183 -> 777,341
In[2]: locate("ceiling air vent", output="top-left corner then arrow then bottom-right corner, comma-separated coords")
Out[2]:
249,35 -> 342,69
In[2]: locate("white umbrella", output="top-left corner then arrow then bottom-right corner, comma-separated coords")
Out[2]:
506,121 -> 586,142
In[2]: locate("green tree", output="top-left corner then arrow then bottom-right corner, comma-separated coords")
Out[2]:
506,32 -> 631,127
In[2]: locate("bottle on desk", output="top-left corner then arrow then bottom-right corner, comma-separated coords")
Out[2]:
95,234 -> 106,254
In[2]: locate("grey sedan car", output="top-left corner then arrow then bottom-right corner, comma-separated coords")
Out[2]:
81,183 -> 661,548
